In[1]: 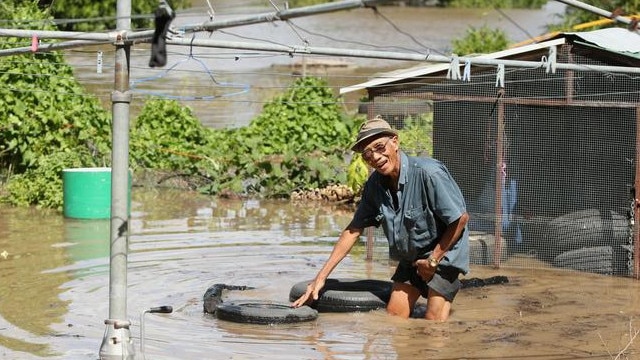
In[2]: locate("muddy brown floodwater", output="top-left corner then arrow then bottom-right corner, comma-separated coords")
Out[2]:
0,188 -> 639,359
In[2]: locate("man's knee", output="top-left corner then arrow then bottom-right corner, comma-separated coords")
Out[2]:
425,288 -> 452,321
386,282 -> 420,318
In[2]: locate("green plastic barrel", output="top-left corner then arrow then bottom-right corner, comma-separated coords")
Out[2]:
62,167 -> 131,219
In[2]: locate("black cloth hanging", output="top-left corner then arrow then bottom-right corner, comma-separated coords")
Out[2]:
149,1 -> 175,68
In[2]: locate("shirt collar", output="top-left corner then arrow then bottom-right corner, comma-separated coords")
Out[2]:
398,151 -> 409,187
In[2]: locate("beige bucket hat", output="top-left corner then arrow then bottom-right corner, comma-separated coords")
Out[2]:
350,115 -> 398,152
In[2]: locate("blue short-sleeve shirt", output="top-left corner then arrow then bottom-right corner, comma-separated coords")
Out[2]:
350,151 -> 470,274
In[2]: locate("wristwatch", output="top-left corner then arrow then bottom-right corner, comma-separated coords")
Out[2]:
427,256 -> 439,268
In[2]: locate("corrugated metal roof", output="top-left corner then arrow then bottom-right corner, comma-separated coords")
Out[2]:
561,27 -> 640,59
340,28 -> 640,95
564,27 -> 640,54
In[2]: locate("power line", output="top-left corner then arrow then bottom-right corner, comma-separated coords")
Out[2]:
493,7 -> 536,41
369,6 -> 446,56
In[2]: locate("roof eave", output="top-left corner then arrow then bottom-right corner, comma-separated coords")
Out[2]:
339,37 -> 568,95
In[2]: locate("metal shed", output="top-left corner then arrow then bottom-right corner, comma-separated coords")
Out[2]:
341,28 -> 640,278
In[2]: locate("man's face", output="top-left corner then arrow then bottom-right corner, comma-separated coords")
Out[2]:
360,135 -> 399,177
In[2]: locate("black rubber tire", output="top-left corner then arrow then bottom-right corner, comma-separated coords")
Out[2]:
553,245 -> 615,275
542,208 -> 628,261
215,301 -> 318,324
288,278 -> 392,313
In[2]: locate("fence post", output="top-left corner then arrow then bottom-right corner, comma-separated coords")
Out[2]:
493,87 -> 505,268
634,107 -> 640,279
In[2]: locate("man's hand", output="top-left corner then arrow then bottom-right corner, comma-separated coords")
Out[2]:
413,259 -> 437,282
291,279 -> 325,308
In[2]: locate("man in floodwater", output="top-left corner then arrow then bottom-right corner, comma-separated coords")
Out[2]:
292,116 -> 469,321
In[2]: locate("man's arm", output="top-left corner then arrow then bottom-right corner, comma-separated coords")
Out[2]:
414,212 -> 469,280
291,225 -> 363,307
431,212 -> 469,262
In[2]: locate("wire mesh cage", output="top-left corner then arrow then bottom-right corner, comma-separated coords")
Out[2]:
362,41 -> 639,278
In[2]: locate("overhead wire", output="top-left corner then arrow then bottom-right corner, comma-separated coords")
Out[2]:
7,50 -> 639,106
129,35 -> 251,101
0,48 -> 608,100
285,21 -> 426,54
216,29 -> 298,50
266,0 -> 310,47
7,1 -> 628,117
368,6 -> 447,56
493,7 -> 536,43
4,74 -> 640,117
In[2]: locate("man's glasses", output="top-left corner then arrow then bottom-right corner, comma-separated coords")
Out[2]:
361,137 -> 392,162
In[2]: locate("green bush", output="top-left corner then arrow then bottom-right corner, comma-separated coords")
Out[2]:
452,25 -> 509,55
398,113 -> 433,157
44,0 -> 191,32
204,76 -> 359,197
3,150 -> 95,210
129,77 -> 359,199
347,153 -> 369,195
130,98 -> 215,173
0,1 -> 112,207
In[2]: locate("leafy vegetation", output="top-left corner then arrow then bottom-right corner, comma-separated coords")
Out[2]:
0,1 -> 112,209
209,76 -> 358,198
130,77 -> 360,199
4,151 -> 91,209
398,113 -> 433,157
452,25 -> 509,55
346,153 -> 369,196
39,0 -> 191,32
130,98 -> 214,174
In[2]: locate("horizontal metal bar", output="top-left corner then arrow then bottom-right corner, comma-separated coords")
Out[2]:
165,37 -> 640,74
556,0 -> 635,26
0,0 -> 391,42
0,28 -> 115,41
182,0 -> 391,32
0,39 -> 111,56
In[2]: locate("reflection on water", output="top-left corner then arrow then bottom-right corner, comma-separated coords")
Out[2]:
64,220 -> 111,262
1,188 -> 640,359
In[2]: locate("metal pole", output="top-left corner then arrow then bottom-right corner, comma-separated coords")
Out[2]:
99,0 -> 134,358
0,28 -> 113,41
635,107 -> 640,279
493,88 -> 505,269
555,0 -> 637,27
165,38 -> 640,75
183,0 -> 393,32
2,31 -> 640,75
0,0 -> 393,43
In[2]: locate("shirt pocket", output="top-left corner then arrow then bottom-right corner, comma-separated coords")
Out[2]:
403,207 -> 434,242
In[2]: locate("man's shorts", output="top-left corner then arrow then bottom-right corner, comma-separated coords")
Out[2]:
391,261 -> 462,302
